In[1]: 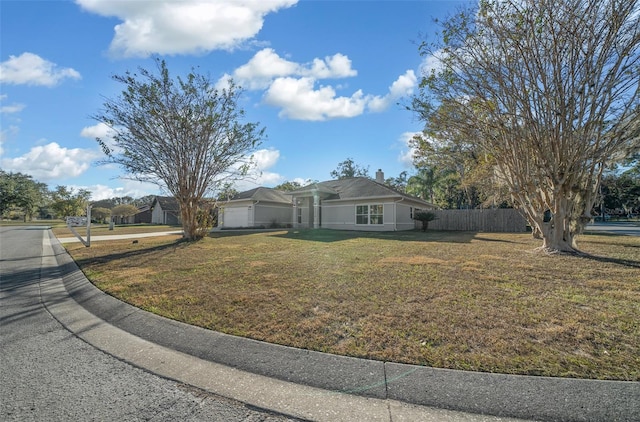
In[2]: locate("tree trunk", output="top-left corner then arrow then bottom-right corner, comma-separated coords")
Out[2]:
180,200 -> 198,241
179,197 -> 212,241
537,198 -> 579,253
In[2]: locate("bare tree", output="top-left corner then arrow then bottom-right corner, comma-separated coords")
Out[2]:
413,0 -> 640,252
94,59 -> 264,240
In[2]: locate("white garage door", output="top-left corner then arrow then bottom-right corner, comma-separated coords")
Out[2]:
223,207 -> 249,228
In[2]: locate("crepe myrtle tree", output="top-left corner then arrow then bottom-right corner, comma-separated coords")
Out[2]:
412,0 -> 640,253
93,58 -> 264,240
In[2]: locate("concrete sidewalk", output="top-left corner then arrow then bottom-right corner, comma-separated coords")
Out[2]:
44,230 -> 639,422
57,230 -> 183,243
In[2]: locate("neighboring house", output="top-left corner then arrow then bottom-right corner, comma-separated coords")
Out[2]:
219,187 -> 293,228
220,170 -> 436,231
134,204 -> 152,224
151,196 -> 181,225
289,171 -> 436,231
115,204 -> 153,225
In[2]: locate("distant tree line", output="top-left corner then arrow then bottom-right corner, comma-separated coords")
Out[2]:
0,170 -> 158,223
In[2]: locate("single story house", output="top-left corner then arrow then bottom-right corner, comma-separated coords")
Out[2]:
220,170 -> 436,231
151,196 -> 181,225
114,204 -> 152,225
219,187 -> 293,228
289,171 -> 436,231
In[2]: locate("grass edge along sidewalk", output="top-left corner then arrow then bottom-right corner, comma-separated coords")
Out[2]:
61,228 -> 640,381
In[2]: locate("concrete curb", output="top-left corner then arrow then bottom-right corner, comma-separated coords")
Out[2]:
46,230 -> 639,421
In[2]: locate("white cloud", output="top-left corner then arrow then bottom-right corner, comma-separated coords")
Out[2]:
247,148 -> 284,186
368,70 -> 417,113
220,48 -> 414,120
0,142 -> 99,181
397,131 -> 421,167
265,77 -> 366,121
230,48 -> 300,90
302,53 -> 357,79
252,148 -> 280,170
0,53 -> 81,87
79,180 -> 161,201
231,148 -> 285,190
217,48 -> 357,91
0,126 -> 19,148
80,122 -> 121,154
80,122 -> 113,140
420,50 -> 444,76
1,103 -> 25,114
76,0 -> 298,58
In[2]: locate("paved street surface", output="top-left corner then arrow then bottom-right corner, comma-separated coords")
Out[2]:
586,221 -> 640,236
3,224 -> 638,422
0,226 -> 298,421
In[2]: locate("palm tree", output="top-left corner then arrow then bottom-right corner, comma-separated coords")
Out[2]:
407,167 -> 436,203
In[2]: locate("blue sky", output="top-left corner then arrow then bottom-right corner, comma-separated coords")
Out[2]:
1,0 -> 468,200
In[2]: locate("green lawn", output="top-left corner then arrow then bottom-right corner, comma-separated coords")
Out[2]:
62,229 -> 640,380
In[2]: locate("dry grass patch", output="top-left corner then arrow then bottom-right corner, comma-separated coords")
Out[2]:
62,229 -> 640,380
52,224 -> 180,238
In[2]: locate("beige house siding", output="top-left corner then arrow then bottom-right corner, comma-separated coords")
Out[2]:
320,199 -> 426,231
254,203 -> 294,227
151,202 -> 180,225
395,202 -> 421,231
221,201 -> 293,228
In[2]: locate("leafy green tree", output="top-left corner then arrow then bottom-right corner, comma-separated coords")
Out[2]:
91,207 -> 112,223
330,158 -> 369,179
93,58 -> 264,240
50,186 -> 91,219
273,180 -> 303,191
601,168 -> 640,215
384,171 -> 408,192
407,167 -> 435,202
412,0 -> 640,252
216,182 -> 239,202
411,108 -> 500,210
111,204 -> 139,223
0,171 -> 48,220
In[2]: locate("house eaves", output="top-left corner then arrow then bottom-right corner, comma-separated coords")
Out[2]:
322,195 -> 434,207
228,187 -> 292,205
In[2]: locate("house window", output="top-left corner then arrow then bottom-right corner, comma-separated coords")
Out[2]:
410,207 -> 413,219
356,204 -> 383,225
356,205 -> 368,224
297,207 -> 302,224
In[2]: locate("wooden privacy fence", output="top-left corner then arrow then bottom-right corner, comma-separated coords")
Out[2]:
420,209 -> 528,232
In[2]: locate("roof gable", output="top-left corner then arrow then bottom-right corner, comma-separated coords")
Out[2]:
152,196 -> 180,211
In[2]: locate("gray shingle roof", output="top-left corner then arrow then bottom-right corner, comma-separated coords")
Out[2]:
292,177 -> 435,206
153,196 -> 180,211
230,187 -> 292,204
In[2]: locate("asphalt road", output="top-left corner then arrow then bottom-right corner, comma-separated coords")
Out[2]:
0,226 -> 299,422
586,221 -> 640,236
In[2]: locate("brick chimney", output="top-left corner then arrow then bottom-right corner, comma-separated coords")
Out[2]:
375,169 -> 384,184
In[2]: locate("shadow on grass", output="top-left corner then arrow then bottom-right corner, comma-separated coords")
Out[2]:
71,239 -> 190,267
575,252 -> 640,269
211,228 -> 495,243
